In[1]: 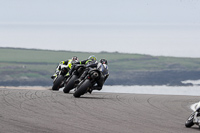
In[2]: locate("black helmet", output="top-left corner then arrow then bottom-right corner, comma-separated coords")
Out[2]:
100,59 -> 107,65
72,56 -> 78,61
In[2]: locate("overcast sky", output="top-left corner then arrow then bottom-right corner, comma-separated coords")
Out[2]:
0,0 -> 200,57
0,0 -> 200,24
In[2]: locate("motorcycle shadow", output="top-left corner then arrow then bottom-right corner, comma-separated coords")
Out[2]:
189,127 -> 200,131
76,96 -> 105,99
71,93 -> 114,100
59,90 -> 116,100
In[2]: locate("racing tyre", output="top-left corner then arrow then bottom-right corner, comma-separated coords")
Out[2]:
185,112 -> 195,128
73,79 -> 92,98
52,75 -> 64,91
63,75 -> 78,93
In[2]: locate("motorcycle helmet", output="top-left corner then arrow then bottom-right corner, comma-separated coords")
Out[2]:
88,55 -> 97,61
100,58 -> 108,65
72,56 -> 78,61
71,56 -> 79,64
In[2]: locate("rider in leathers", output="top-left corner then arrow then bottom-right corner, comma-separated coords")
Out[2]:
91,58 -> 109,92
51,56 -> 79,79
73,55 -> 98,84
73,55 -> 109,93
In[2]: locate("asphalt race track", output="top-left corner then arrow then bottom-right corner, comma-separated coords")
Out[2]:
0,87 -> 200,133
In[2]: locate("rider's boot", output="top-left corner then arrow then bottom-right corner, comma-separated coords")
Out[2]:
92,86 -> 102,90
88,86 -> 102,94
51,73 -> 57,79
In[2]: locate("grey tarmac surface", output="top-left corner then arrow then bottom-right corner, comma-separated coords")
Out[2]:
0,87 -> 200,133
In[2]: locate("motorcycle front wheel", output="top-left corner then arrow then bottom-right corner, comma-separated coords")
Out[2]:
52,75 -> 64,91
73,79 -> 92,98
185,112 -> 195,128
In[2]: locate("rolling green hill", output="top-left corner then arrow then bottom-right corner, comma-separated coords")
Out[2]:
1,47 -> 200,86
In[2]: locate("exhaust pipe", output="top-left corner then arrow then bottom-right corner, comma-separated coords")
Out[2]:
92,72 -> 99,78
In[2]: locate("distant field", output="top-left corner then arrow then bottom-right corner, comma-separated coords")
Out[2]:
0,47 -> 145,62
1,47 -> 200,86
1,47 -> 200,70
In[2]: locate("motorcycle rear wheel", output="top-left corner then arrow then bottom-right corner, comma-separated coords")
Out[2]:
63,75 -> 78,93
73,79 -> 92,98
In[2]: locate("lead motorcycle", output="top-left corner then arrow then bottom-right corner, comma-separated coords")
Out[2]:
185,101 -> 200,128
52,64 -> 70,91
73,63 -> 109,98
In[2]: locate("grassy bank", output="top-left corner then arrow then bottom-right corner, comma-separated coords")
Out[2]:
1,47 -> 200,86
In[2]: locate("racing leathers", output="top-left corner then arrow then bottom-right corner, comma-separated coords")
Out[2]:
51,59 -> 74,79
73,59 -> 98,82
74,59 -> 109,93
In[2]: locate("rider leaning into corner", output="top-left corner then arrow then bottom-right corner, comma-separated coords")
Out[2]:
93,58 -> 109,93
51,56 -> 79,79
72,55 -> 109,93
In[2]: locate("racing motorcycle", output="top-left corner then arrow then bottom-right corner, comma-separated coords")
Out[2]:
73,63 -> 109,98
52,64 -> 70,91
63,64 -> 86,93
185,101 -> 200,128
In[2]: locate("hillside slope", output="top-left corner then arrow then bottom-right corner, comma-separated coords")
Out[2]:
1,47 -> 200,86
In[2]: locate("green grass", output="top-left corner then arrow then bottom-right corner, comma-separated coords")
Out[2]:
1,47 -> 200,86
1,47 -> 200,75
0,48 -> 147,63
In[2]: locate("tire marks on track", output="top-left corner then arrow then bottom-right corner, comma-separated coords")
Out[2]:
0,87 -> 200,133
